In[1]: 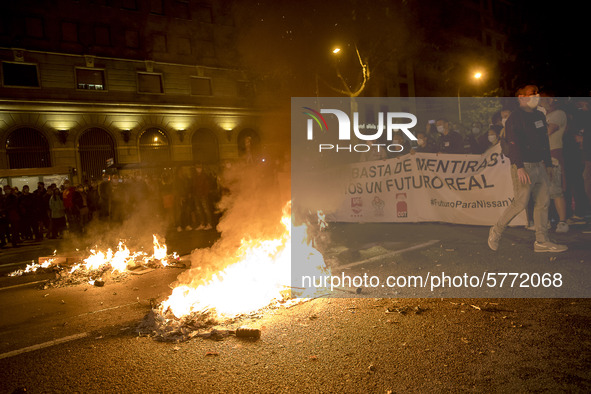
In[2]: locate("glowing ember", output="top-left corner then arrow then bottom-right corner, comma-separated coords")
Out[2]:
160,203 -> 329,319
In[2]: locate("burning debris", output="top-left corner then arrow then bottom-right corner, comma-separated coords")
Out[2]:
8,258 -> 55,277
7,235 -> 183,288
138,202 -> 331,342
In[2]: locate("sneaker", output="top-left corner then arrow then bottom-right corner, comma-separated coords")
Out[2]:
566,216 -> 586,225
556,221 -> 569,233
488,227 -> 500,251
177,226 -> 183,232
185,225 -> 193,231
196,225 -> 205,230
204,224 -> 213,230
534,241 -> 568,253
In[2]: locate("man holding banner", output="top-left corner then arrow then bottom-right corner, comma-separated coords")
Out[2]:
487,85 -> 568,253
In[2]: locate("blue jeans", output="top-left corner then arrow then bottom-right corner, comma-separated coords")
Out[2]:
493,162 -> 550,243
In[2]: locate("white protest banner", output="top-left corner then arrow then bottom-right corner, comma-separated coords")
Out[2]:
332,144 -> 526,226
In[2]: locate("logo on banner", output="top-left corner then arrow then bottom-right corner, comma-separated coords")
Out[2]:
396,193 -> 408,218
303,107 -> 417,154
372,196 -> 385,216
351,197 -> 363,216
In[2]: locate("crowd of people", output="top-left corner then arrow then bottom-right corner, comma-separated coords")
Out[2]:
361,94 -> 591,237
0,164 -> 222,248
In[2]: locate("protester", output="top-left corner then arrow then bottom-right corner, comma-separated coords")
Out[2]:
173,167 -> 193,231
48,188 -> 66,239
479,124 -> 503,152
192,164 -> 214,230
562,99 -> 589,222
3,185 -> 21,247
18,185 -> 39,241
76,184 -> 90,233
33,182 -> 48,240
463,122 -> 483,153
540,94 -> 569,232
487,85 -> 567,253
98,175 -> 112,220
0,188 -> 9,247
435,118 -> 464,154
387,132 -> 410,159
411,131 -> 438,153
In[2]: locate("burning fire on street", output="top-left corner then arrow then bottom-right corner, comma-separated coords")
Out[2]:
139,202 -> 332,341
8,235 -> 182,288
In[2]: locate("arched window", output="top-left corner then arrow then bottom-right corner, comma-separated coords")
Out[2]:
78,128 -> 115,181
192,128 -> 219,165
139,128 -> 170,164
6,127 -> 51,169
237,129 -> 261,164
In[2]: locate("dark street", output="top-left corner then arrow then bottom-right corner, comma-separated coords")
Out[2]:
1,222 -> 590,393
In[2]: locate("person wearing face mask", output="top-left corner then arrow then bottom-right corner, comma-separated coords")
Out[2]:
386,131 -> 410,159
488,84 -> 567,253
461,122 -> 484,154
411,131 -> 437,154
435,118 -> 463,154
479,125 -> 503,151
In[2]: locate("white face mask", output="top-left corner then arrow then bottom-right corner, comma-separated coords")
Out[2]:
472,127 -> 480,134
488,135 -> 498,143
436,125 -> 445,133
527,94 -> 540,109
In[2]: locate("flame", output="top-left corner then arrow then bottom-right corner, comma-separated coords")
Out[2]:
152,235 -> 168,266
8,259 -> 54,277
69,235 -> 172,274
160,203 -> 329,319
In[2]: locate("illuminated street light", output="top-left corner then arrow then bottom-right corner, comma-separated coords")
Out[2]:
332,47 -> 341,54
458,70 -> 485,123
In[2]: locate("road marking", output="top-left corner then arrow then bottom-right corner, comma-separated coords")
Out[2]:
0,332 -> 89,360
335,240 -> 440,270
0,280 -> 49,291
0,260 -> 38,269
74,302 -> 140,317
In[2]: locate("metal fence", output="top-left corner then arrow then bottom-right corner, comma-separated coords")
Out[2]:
6,127 -> 52,169
78,127 -> 115,182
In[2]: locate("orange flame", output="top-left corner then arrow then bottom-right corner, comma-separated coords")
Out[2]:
160,203 -> 329,319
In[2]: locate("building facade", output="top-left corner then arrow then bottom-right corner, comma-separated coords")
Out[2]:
0,0 -> 262,187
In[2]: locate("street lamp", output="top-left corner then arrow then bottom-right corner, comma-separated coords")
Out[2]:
458,70 -> 484,123
332,47 -> 341,54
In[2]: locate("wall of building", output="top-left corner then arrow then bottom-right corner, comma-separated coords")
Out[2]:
0,1 -> 264,185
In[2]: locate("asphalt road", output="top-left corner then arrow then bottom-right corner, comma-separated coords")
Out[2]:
0,221 -> 590,392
